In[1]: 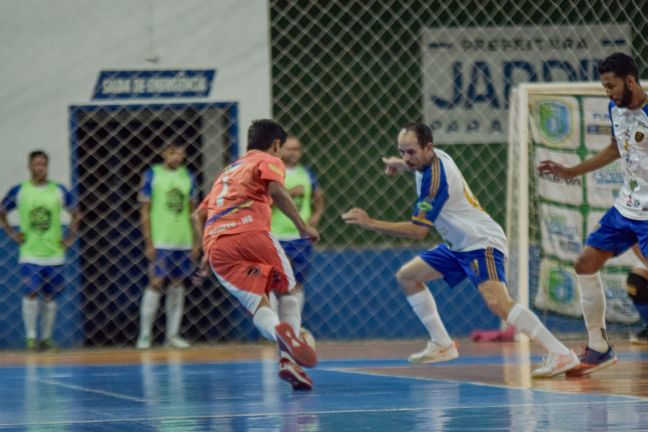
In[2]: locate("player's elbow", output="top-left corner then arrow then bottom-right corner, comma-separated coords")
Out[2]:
191,208 -> 206,224
411,225 -> 428,240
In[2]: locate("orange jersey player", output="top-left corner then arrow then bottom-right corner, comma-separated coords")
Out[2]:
193,119 -> 319,391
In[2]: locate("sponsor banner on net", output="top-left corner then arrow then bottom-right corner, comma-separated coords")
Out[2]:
586,209 -> 641,267
535,259 -> 639,323
535,148 -> 582,205
600,272 -> 640,324
540,203 -> 583,262
586,160 -> 624,207
584,96 -> 613,151
422,24 -> 629,144
535,258 -> 581,317
530,95 -> 580,150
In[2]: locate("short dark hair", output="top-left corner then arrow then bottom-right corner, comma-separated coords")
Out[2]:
247,119 -> 287,151
164,140 -> 186,150
28,150 -> 48,162
402,123 -> 434,148
598,52 -> 639,80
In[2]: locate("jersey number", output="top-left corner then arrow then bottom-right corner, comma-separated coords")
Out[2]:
216,176 -> 229,207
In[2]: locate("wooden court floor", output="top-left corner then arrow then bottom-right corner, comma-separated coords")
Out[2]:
2,338 -> 648,430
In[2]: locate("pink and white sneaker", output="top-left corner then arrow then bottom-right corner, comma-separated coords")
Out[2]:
275,322 -> 317,368
279,358 -> 313,391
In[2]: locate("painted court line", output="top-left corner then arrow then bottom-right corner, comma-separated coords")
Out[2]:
1,398 -> 646,428
319,366 -> 648,402
32,378 -> 148,403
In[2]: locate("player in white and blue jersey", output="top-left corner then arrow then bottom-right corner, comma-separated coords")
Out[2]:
344,123 -> 579,378
539,52 -> 648,376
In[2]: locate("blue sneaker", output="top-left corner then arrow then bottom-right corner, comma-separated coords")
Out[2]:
565,346 -> 617,377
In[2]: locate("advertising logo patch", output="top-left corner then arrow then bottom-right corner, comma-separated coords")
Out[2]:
29,207 -> 52,234
417,200 -> 433,212
547,267 -> 576,305
166,188 -> 185,214
537,101 -> 571,144
471,259 -> 479,275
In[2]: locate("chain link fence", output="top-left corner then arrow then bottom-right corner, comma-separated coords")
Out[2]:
1,0 -> 647,348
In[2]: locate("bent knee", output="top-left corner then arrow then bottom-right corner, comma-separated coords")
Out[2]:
479,284 -> 513,318
396,266 -> 417,284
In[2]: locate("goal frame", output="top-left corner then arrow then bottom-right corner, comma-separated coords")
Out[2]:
506,82 -> 605,310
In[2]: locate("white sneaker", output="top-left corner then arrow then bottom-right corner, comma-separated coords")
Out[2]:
408,341 -> 459,364
136,335 -> 151,350
165,335 -> 190,349
531,349 -> 579,378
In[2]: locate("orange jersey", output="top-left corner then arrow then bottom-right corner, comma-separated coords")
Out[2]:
202,150 -> 285,252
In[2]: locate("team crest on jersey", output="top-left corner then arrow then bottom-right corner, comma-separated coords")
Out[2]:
29,207 -> 52,233
417,200 -> 433,212
536,101 -> 571,144
166,188 -> 185,214
636,131 -> 645,143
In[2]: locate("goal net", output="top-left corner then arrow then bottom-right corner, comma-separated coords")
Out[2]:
508,82 -> 640,331
2,1 -> 648,349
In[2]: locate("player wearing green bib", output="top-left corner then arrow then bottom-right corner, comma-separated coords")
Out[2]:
136,143 -> 199,349
0,151 -> 79,350
270,136 -> 325,320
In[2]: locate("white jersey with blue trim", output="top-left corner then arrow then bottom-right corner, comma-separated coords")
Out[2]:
609,100 -> 648,220
411,149 -> 508,255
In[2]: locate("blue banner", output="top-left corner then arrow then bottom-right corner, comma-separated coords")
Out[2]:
92,70 -> 216,99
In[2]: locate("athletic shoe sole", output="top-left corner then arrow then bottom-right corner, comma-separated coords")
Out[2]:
531,352 -> 580,379
565,357 -> 617,377
275,323 -> 317,368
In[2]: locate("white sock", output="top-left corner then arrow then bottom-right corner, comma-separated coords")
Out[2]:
139,289 -> 161,339
253,306 -> 280,341
41,300 -> 57,340
165,286 -> 185,339
278,294 -> 301,334
22,297 -> 39,339
407,290 -> 452,347
506,304 -> 569,355
293,289 -> 305,314
268,291 -> 279,314
577,272 -> 609,352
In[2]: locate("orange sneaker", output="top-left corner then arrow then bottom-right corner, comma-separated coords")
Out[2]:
275,322 -> 317,368
279,358 -> 313,391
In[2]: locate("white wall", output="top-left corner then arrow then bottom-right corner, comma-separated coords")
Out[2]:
0,0 -> 271,189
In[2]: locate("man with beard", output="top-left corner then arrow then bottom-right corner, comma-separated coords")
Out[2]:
538,52 -> 648,376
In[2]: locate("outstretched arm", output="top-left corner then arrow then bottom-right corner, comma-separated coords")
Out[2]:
382,156 -> 411,176
342,208 -> 429,240
269,181 -> 320,242
538,139 -> 620,179
308,187 -> 325,227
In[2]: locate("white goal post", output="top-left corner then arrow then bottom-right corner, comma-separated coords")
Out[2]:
506,82 -> 605,312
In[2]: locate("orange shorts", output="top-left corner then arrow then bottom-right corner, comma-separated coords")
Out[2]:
207,231 -> 295,313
